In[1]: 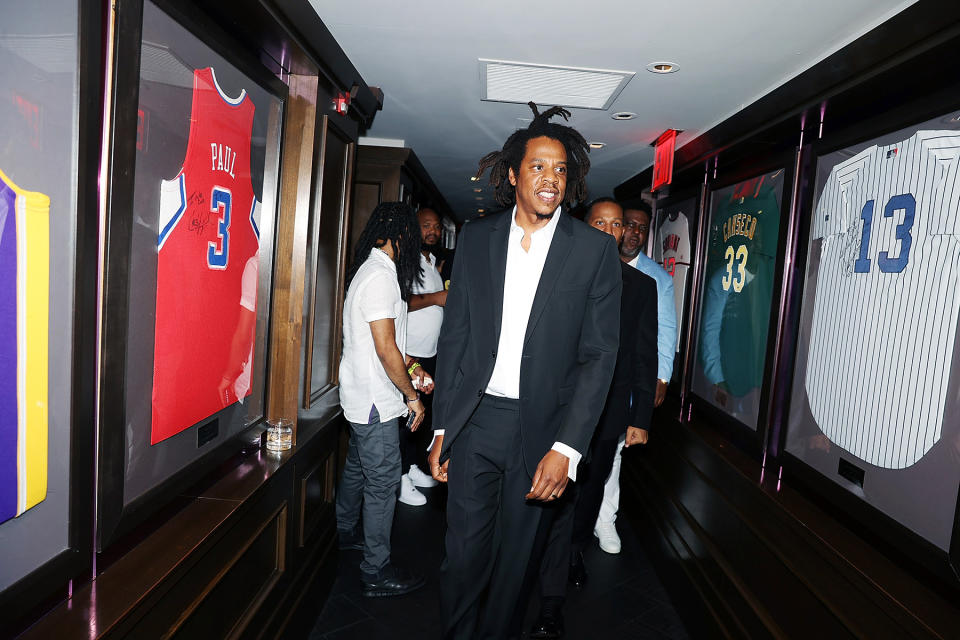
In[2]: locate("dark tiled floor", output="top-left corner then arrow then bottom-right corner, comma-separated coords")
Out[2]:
308,484 -> 691,640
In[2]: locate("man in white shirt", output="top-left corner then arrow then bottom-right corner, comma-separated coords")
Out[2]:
336,202 -> 428,598
427,104 -> 621,638
399,207 -> 447,506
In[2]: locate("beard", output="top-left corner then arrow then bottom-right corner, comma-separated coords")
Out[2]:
620,242 -> 641,259
534,210 -> 556,221
422,238 -> 440,252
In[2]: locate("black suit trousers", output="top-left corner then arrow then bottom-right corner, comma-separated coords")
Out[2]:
538,386 -> 630,600
441,395 -> 547,640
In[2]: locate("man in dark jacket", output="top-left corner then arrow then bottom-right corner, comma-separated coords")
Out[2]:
427,104 -> 622,639
530,197 -> 659,639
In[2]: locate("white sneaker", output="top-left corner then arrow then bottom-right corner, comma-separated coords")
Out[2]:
408,464 -> 439,488
594,521 -> 621,554
399,474 -> 426,506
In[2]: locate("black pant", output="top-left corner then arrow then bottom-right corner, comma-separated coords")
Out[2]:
399,355 -> 435,473
538,387 -> 628,600
440,395 -> 547,640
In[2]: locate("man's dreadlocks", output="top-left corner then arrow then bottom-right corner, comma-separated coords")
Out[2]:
346,202 -> 422,303
475,102 -> 591,208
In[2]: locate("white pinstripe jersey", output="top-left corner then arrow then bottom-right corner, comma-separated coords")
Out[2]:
805,130 -> 960,469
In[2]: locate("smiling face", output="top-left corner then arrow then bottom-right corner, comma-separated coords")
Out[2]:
508,136 -> 567,220
586,201 -> 624,245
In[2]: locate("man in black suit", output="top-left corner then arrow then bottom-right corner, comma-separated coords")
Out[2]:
530,197 -> 658,639
426,104 -> 622,639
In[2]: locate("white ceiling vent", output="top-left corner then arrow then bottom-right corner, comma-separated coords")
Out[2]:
480,59 -> 634,110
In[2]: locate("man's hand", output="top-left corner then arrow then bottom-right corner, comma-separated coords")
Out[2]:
411,365 -> 435,394
406,398 -> 426,432
432,290 -> 448,307
525,450 -> 569,502
624,426 -> 648,447
655,379 -> 668,407
427,434 -> 448,482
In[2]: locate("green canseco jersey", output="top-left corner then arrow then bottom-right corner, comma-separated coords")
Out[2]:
698,171 -> 782,397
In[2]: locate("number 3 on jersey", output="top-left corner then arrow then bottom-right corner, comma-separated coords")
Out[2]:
722,244 -> 748,292
208,186 -> 231,269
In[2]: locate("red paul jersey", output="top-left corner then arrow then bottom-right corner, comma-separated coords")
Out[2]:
151,67 -> 260,445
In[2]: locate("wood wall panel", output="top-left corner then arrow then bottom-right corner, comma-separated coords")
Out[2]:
622,400 -> 960,639
267,72 -> 320,437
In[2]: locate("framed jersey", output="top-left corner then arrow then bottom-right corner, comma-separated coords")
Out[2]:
690,167 -> 786,433
652,193 -> 699,383
96,0 -> 285,551
0,0 -> 100,625
784,110 -> 960,557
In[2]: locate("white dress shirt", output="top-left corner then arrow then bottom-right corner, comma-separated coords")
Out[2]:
339,248 -> 408,424
406,251 -> 445,358
433,207 -> 582,481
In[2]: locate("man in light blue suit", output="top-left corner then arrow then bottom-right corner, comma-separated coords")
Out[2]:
592,202 -> 677,555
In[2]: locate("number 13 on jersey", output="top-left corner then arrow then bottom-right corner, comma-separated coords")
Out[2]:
853,193 -> 915,274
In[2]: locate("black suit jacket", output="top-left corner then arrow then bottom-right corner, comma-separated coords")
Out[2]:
433,210 -> 622,476
595,263 -> 658,441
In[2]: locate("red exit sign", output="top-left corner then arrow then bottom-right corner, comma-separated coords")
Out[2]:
652,129 -> 678,192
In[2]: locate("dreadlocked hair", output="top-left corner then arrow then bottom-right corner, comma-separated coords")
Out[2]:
346,202 -> 422,303
475,101 -> 591,208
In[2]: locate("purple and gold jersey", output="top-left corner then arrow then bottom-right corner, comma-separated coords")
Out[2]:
0,169 -> 49,524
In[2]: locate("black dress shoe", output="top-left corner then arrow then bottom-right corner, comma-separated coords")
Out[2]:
568,551 -> 588,589
361,565 -> 426,598
529,597 -> 565,639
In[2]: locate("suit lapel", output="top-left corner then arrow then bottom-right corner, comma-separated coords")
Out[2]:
524,214 -> 573,346
489,213 -> 510,344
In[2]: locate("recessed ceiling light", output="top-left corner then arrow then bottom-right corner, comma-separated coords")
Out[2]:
477,208 -> 485,213
473,188 -> 483,193
470,176 -> 479,181
646,61 -> 679,74
611,111 -> 636,121
475,196 -> 484,201
588,142 -> 606,149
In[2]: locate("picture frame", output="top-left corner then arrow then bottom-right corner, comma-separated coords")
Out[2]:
301,115 -> 355,407
685,152 -> 796,457
96,0 -> 287,552
0,0 -> 101,624
779,106 -> 960,585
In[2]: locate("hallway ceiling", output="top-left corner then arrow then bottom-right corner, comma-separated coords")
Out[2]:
310,0 -> 916,221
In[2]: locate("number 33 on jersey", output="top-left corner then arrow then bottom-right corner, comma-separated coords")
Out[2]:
805,130 -> 960,469
152,67 -> 261,445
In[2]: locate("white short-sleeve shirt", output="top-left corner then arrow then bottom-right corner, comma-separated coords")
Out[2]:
406,251 -> 445,358
339,248 -> 408,424
233,254 -> 258,401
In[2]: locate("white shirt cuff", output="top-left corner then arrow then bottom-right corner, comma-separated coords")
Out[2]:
551,442 -> 581,481
430,432 -> 580,481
